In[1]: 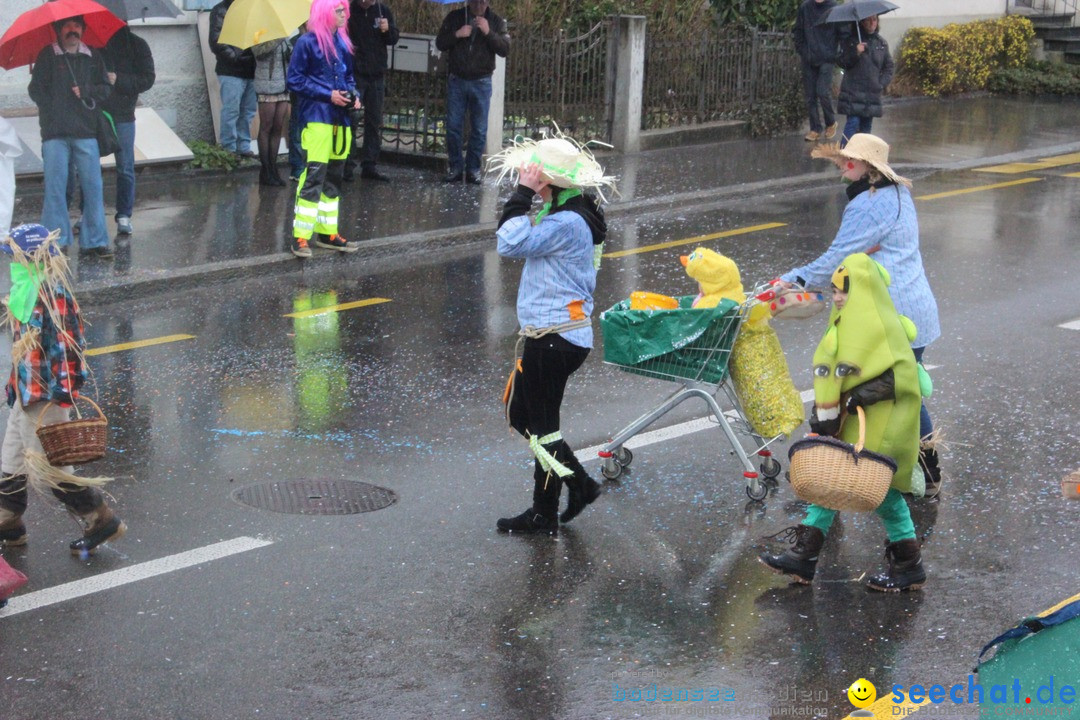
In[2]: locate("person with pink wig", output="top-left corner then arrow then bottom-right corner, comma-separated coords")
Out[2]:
286,0 -> 362,258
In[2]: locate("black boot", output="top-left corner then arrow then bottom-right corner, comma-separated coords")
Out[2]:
496,508 -> 558,535
556,442 -> 602,524
919,445 -> 942,498
759,525 -> 825,584
69,504 -> 126,556
496,459 -> 560,535
867,538 -> 926,592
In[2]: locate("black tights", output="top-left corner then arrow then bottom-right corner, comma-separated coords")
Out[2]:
257,101 -> 290,174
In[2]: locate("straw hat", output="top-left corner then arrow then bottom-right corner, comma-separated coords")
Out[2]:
486,128 -> 618,200
811,133 -> 911,188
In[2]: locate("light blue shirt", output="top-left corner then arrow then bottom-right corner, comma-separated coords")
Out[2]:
782,183 -> 940,348
497,211 -> 596,349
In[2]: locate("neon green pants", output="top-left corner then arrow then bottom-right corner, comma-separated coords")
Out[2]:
293,121 -> 351,240
801,488 -> 916,542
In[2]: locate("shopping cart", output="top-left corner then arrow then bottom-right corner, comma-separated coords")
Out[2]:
597,294 -> 784,501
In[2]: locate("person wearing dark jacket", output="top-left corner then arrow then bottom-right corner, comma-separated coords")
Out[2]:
488,136 -> 616,535
344,0 -> 399,182
793,0 -> 840,142
209,0 -> 258,156
836,15 -> 894,146
435,0 -> 509,184
101,26 -> 155,234
28,16 -> 112,256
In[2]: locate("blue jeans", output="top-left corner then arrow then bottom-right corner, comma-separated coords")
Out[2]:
841,116 -> 873,147
288,99 -> 304,179
446,74 -> 491,175
219,75 -> 257,153
42,137 -> 108,249
114,120 -> 136,218
912,346 -> 933,439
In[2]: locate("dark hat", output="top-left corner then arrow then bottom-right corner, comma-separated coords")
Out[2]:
53,15 -> 86,35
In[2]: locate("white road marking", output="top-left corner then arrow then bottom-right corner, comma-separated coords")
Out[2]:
583,366 -> 938,459
0,536 -> 273,619
1059,318 -> 1080,331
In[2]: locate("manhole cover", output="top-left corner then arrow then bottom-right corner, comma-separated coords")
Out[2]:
232,479 -> 397,515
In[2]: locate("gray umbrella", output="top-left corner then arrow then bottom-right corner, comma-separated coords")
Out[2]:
95,0 -> 183,22
817,0 -> 899,42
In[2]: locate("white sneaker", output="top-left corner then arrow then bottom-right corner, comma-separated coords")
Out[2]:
116,216 -> 133,235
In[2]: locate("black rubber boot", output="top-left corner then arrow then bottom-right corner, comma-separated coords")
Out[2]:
561,473 -> 601,524
919,445 -> 942,499
867,538 -> 926,592
496,508 -> 558,535
759,525 -> 825,585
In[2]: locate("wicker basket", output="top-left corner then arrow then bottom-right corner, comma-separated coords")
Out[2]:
787,407 -> 897,512
34,397 -> 108,466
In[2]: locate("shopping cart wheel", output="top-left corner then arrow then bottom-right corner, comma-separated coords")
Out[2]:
601,458 -> 623,480
745,478 -> 768,502
759,457 -> 781,480
614,447 -> 633,468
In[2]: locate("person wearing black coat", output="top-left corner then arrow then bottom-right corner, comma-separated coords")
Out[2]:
209,0 -> 258,156
434,0 -> 509,184
101,26 -> 155,234
343,0 -> 399,182
837,15 -> 894,146
793,0 -> 840,142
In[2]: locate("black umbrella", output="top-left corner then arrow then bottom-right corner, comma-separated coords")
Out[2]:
94,0 -> 182,22
817,0 -> 899,43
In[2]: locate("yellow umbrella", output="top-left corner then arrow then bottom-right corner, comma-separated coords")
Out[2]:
217,0 -> 310,50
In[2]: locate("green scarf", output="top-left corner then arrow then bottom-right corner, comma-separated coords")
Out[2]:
533,188 -> 582,225
8,263 -> 41,323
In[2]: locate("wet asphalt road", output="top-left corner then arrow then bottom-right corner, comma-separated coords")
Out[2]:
2,103 -> 1080,720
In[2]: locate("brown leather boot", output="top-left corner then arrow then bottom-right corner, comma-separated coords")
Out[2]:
759,525 -> 825,584
0,506 -> 26,547
70,504 -> 126,556
867,539 -> 926,592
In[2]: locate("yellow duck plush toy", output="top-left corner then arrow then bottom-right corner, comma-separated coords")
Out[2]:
682,247 -> 803,439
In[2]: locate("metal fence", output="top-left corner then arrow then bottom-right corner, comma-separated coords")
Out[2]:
379,21 -> 799,155
503,20 -> 612,141
642,28 -> 799,130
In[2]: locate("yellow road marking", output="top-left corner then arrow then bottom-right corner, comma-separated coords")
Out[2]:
283,297 -> 392,318
1064,172 -> 1080,178
915,177 -> 1042,201
974,151 -> 1080,174
85,333 -> 196,356
843,694 -> 929,719
603,222 -> 787,258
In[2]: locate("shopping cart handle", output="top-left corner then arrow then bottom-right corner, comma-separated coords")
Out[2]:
755,289 -> 776,302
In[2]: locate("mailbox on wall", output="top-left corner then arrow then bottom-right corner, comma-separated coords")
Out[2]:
392,34 -> 440,73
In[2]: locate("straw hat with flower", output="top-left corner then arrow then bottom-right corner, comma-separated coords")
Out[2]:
811,133 -> 911,188
486,127 -> 619,201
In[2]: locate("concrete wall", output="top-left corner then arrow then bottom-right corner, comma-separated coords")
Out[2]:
874,0 -> 1009,54
0,2 -> 212,142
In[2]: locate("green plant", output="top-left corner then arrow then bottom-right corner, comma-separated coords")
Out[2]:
748,80 -> 803,138
188,140 -> 240,171
711,0 -> 799,30
895,16 -> 1034,96
988,61 -> 1080,95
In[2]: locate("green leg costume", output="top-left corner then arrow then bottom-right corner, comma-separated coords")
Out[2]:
293,122 -> 351,240
802,489 -> 915,542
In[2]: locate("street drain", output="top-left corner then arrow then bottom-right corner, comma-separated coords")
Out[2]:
232,479 -> 397,515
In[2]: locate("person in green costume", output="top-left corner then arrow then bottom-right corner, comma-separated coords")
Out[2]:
760,253 -> 926,592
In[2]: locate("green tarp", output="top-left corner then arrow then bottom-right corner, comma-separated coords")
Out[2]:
600,296 -> 741,385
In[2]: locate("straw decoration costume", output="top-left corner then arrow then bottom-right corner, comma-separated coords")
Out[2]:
0,224 -> 124,556
489,131 -> 615,535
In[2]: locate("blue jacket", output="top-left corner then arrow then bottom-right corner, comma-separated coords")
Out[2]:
287,32 -> 355,127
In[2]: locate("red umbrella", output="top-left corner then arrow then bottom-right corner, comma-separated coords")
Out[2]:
0,0 -> 125,70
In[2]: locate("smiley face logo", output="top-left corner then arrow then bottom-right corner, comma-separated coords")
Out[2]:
848,678 -> 876,709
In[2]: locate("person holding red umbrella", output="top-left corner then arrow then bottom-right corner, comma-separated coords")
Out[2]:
27,14 -> 114,257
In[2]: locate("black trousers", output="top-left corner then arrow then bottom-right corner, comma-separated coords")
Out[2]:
508,335 -> 590,517
0,475 -> 102,516
345,74 -> 386,173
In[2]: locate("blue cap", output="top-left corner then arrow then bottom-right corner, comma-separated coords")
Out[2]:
3,223 -> 59,257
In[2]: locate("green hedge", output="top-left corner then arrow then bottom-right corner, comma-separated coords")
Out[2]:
989,61 -> 1080,95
